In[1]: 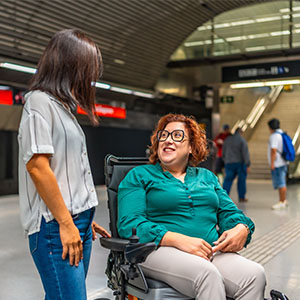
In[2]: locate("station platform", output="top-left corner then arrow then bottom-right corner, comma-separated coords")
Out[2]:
1,179 -> 300,300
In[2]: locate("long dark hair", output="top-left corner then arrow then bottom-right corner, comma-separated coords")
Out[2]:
30,29 -> 103,125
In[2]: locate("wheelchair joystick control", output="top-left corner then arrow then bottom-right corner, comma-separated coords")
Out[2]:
129,228 -> 139,244
120,227 -> 156,280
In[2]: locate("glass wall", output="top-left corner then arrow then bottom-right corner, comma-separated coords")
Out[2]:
171,1 -> 300,60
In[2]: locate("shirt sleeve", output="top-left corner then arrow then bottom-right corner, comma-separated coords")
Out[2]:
19,112 -> 54,165
213,174 -> 255,246
222,138 -> 228,160
270,133 -> 281,150
241,140 -> 250,167
214,134 -> 221,145
118,168 -> 168,245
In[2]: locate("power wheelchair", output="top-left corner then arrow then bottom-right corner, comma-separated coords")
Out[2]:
98,154 -> 289,300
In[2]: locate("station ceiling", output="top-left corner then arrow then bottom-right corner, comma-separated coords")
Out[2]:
0,0 -> 282,90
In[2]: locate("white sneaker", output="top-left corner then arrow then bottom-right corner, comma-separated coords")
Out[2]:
272,200 -> 288,210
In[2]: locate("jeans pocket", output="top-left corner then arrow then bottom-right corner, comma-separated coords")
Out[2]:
29,232 -> 38,255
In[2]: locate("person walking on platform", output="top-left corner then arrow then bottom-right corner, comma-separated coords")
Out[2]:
213,124 -> 230,184
268,118 -> 288,210
18,29 -> 110,300
223,128 -> 250,202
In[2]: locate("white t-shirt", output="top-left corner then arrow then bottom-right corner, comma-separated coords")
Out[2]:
268,129 -> 288,168
18,91 -> 98,236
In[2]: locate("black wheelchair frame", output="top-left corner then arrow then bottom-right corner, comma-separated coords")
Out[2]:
98,154 -> 289,300
100,155 -> 191,300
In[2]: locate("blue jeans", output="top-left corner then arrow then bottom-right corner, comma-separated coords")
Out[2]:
28,208 -> 95,300
223,163 -> 247,199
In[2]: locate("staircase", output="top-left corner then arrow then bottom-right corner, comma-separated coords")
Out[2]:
248,90 -> 300,179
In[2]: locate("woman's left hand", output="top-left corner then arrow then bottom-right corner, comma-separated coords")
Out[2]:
91,222 -> 111,241
212,224 -> 248,253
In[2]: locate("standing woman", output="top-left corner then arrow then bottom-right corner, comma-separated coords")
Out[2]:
18,29 -> 110,300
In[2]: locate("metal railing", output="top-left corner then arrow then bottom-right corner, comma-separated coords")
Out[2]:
230,85 -> 300,180
172,9 -> 298,61
288,122 -> 300,179
231,85 -> 283,140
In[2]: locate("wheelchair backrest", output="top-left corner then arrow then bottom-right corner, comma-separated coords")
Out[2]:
104,154 -> 149,238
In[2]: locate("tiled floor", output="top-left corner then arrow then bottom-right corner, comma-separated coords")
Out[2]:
1,179 -> 300,300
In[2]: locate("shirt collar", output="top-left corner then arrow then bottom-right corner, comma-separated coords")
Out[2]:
47,93 -> 71,111
273,129 -> 283,134
155,162 -> 194,178
47,93 -> 79,119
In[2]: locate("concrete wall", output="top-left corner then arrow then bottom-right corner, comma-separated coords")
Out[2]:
219,86 -> 269,131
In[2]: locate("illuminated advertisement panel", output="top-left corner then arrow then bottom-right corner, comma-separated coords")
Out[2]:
0,89 -> 13,105
77,103 -> 126,119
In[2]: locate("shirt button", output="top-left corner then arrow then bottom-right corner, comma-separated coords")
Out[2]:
186,187 -> 188,190
88,171 -> 91,175
188,195 -> 191,198
90,189 -> 94,193
83,152 -> 87,155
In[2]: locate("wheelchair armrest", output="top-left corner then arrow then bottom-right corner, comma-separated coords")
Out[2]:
270,290 -> 289,300
121,242 -> 156,281
100,237 -> 130,252
125,242 -> 156,264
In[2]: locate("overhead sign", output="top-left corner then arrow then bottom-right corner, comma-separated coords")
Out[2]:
77,104 -> 126,119
222,60 -> 300,82
220,96 -> 234,103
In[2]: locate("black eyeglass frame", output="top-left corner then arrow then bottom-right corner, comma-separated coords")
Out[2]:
157,129 -> 186,142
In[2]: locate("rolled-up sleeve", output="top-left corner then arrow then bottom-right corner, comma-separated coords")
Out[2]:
19,112 -> 54,165
213,175 -> 254,246
118,168 -> 168,245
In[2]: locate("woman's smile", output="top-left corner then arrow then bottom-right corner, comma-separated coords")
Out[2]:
163,146 -> 175,152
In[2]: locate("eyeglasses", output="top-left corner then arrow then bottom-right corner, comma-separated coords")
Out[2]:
157,129 -> 187,142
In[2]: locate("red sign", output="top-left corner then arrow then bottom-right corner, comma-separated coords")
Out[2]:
0,89 -> 13,105
77,104 -> 126,119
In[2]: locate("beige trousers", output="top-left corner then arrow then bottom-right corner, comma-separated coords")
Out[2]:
141,247 -> 266,300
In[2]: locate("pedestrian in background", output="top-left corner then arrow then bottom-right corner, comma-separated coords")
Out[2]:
18,29 -> 110,300
222,128 -> 250,202
267,118 -> 288,210
213,124 -> 231,184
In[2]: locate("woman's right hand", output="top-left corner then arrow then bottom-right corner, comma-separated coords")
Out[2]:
160,232 -> 213,260
59,219 -> 83,267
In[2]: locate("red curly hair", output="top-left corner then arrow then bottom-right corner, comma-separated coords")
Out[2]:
149,114 -> 209,166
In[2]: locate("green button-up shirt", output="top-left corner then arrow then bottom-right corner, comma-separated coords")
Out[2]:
118,163 -> 254,246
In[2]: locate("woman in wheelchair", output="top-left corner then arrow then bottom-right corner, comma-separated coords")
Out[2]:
118,113 -> 266,300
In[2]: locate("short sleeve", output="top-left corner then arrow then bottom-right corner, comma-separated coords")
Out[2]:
269,133 -> 281,150
19,112 -> 54,164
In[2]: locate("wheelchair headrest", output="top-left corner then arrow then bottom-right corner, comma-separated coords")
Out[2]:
108,165 -> 138,192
